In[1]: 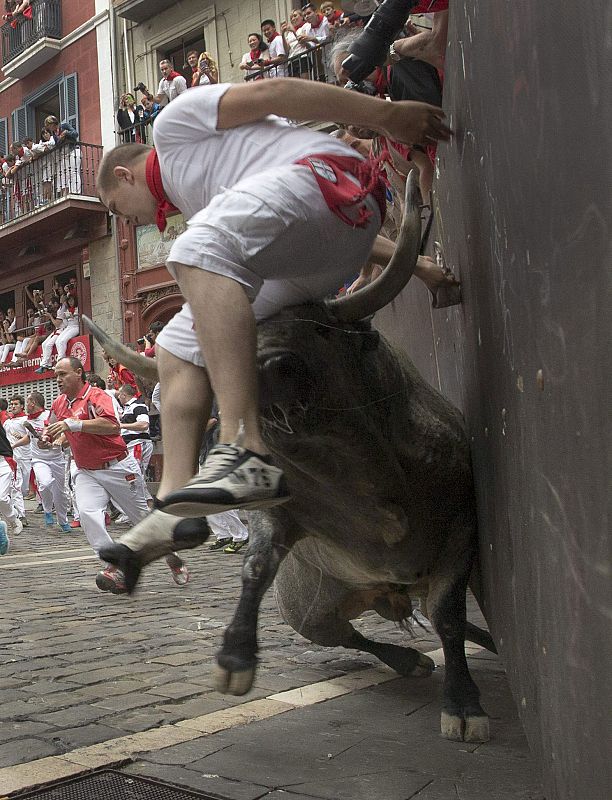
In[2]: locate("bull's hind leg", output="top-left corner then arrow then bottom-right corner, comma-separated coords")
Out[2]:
215,508 -> 298,696
427,530 -> 489,742
275,548 -> 434,677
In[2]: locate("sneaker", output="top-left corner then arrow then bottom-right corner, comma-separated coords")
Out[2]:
20,516 -> 29,528
115,513 -> 130,525
8,517 -> 23,537
58,522 -> 72,532
159,444 -> 290,517
35,503 -> 44,514
70,519 -> 81,528
44,511 -> 54,526
209,537 -> 232,551
169,563 -> 191,586
223,539 -> 249,554
0,521 -> 9,555
95,566 -> 127,594
34,364 -> 52,374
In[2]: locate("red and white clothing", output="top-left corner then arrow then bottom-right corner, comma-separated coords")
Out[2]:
303,15 -> 331,43
51,384 -> 148,555
157,73 -> 188,104
264,33 -> 288,78
119,396 -> 154,494
40,304 -> 79,366
4,412 -> 31,496
28,410 -> 69,525
152,85 -> 382,367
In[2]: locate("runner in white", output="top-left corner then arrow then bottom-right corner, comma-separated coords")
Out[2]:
45,357 -> 190,593
24,391 -> 71,532
0,421 -> 23,540
4,395 -> 31,526
95,77 -> 450,569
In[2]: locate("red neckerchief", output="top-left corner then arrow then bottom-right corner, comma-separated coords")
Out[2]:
11,412 -> 25,418
145,149 -> 179,232
249,48 -> 262,60
312,14 -> 325,28
164,69 -> 183,81
265,32 -> 280,42
27,409 -> 45,420
294,152 -> 387,229
329,10 -> 342,23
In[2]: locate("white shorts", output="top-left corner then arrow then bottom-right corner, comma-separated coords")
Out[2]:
157,163 -> 381,368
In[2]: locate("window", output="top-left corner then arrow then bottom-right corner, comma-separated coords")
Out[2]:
161,32 -> 206,85
0,117 -> 8,156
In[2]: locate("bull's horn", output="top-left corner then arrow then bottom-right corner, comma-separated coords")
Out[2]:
326,169 -> 422,322
82,315 -> 159,380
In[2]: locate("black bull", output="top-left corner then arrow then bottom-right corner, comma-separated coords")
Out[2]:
85,176 -> 495,743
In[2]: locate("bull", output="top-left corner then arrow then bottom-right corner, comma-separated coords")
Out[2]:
85,173 -> 494,743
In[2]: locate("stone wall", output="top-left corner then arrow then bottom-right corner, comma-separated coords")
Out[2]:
88,233 -> 121,375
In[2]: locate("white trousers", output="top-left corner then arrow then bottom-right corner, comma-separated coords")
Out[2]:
32,457 -> 70,523
73,453 -> 148,556
15,454 -> 31,495
0,343 -> 15,363
11,337 -> 29,361
0,458 -> 17,525
208,509 -> 249,542
40,323 -> 79,366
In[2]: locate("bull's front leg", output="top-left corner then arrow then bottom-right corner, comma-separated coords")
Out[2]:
215,508 -> 298,696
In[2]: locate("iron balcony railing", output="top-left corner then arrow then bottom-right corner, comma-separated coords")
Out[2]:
0,141 -> 103,226
1,0 -> 61,66
244,39 -> 335,84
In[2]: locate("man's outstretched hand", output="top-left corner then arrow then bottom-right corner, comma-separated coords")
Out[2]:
381,100 -> 452,147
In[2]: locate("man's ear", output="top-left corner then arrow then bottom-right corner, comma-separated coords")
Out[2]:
113,165 -> 135,184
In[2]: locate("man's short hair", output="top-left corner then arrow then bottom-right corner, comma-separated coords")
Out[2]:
96,143 -> 152,195
261,18 -> 276,28
0,399 -> 7,411
159,58 -> 172,67
301,3 -> 316,12
44,115 -> 59,127
87,373 -> 106,389
148,321 -> 165,335
28,392 -> 45,409
119,383 -> 137,397
186,50 -> 198,59
65,356 -> 85,376
10,395 -> 25,407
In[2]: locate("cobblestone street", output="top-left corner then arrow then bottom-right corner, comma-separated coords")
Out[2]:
0,511 -> 544,799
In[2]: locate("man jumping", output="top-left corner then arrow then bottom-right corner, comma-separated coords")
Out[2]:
95,77 -> 450,564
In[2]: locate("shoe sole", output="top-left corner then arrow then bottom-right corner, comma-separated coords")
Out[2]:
95,575 -> 127,594
162,494 -> 290,518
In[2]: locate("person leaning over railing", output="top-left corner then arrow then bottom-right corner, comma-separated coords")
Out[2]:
239,33 -> 269,80
280,12 -> 311,79
31,128 -> 56,204
44,115 -> 81,197
117,93 -> 146,143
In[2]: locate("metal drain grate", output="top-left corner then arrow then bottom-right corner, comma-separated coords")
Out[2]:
14,769 -> 222,800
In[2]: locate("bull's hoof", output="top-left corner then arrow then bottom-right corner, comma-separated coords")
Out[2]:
99,543 -> 143,595
440,711 -> 490,742
409,652 -> 435,677
213,663 -> 256,696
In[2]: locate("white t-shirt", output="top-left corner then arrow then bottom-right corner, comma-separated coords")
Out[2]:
4,415 -> 31,460
28,410 -> 64,463
153,83 -> 358,223
304,16 -> 331,43
265,34 -> 288,77
157,74 -> 188,103
284,28 -> 309,57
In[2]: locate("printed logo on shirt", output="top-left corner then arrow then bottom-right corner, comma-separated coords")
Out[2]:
307,158 -> 337,184
125,473 -> 136,482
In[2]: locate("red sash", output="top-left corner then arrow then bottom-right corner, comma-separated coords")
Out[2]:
145,149 -> 179,233
294,152 -> 387,229
6,456 -> 17,478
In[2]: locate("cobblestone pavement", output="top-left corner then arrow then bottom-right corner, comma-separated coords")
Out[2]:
0,510 -> 544,798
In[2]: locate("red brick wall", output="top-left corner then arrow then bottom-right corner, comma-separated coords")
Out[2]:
0,29 -> 102,145
62,0 -> 97,38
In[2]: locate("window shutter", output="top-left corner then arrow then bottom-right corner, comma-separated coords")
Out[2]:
11,106 -> 27,143
60,73 -> 79,134
0,118 -> 7,157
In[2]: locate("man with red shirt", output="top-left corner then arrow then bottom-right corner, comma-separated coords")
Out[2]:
45,357 -> 190,593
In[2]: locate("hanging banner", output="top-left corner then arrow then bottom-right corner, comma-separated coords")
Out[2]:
0,335 -> 92,387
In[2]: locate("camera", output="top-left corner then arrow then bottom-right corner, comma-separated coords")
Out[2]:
342,0 -> 413,84
133,82 -> 147,94
137,337 -> 146,346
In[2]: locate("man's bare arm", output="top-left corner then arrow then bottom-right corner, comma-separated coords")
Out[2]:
216,78 -> 451,146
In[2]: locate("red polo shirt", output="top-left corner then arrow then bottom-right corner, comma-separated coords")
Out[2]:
51,383 -> 128,470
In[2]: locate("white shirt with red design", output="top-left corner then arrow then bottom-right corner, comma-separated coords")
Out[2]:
28,410 -> 64,463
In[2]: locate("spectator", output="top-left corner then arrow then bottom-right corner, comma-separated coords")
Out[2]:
103,351 -> 140,395
300,4 -> 332,45
321,1 -> 343,28
138,60 -> 188,107
189,51 -> 219,87
117,93 -> 146,143
14,305 -> 49,364
281,12 -> 311,78
44,115 -> 81,196
142,320 -> 164,357
239,33 -> 268,79
0,307 -> 17,362
46,358 -> 189,593
35,291 -> 79,373
24,391 -> 71,530
141,96 -> 162,128
10,306 -> 35,363
260,19 -> 288,78
32,128 -> 56,203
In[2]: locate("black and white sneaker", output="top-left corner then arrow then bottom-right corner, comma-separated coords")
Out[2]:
159,444 -> 290,518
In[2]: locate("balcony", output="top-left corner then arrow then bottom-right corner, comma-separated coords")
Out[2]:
0,141 -> 107,254
114,0 -> 169,24
1,0 -> 62,79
